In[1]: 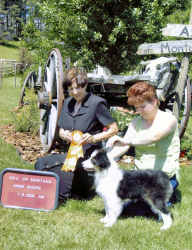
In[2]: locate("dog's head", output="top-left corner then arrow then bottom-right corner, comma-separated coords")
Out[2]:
82,149 -> 110,171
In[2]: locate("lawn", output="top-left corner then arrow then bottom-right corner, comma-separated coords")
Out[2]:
0,39 -> 192,249
0,76 -> 192,250
0,41 -> 21,61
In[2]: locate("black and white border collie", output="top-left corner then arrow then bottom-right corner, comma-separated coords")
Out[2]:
82,149 -> 173,230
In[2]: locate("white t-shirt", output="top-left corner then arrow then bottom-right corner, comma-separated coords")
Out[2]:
124,109 -> 180,179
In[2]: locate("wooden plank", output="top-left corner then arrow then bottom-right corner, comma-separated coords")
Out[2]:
137,40 -> 192,55
162,24 -> 192,38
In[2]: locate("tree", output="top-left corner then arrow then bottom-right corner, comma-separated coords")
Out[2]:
23,0 -> 190,73
0,0 -> 29,41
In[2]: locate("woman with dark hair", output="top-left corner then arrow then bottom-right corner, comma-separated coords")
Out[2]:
35,67 -> 118,201
107,81 -> 180,206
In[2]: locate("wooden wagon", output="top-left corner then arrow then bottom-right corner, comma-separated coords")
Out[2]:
19,48 -> 191,152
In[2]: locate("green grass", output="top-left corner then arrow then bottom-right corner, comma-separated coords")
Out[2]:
0,76 -> 192,250
0,41 -> 21,60
0,77 -> 22,125
0,44 -> 192,250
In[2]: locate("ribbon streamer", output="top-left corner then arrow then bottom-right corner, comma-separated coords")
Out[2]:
61,130 -> 84,172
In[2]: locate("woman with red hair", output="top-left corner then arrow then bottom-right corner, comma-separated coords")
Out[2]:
107,81 -> 180,206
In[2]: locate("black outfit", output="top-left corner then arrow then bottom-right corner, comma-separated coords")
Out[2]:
35,93 -> 114,201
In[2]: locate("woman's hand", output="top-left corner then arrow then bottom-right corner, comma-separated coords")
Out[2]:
59,129 -> 72,143
106,135 -> 122,148
106,135 -> 131,160
79,133 -> 93,144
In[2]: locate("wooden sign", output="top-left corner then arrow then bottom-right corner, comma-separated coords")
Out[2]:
0,168 -> 59,211
137,40 -> 192,55
162,24 -> 192,38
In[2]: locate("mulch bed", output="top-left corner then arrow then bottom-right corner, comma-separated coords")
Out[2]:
0,124 -> 191,166
0,124 -> 45,163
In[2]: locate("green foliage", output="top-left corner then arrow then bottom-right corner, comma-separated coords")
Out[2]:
22,22 -> 56,66
22,0 -> 189,73
18,47 -> 34,73
12,89 -> 40,135
0,0 -> 25,40
110,108 -> 132,132
181,114 -> 192,160
165,0 -> 191,24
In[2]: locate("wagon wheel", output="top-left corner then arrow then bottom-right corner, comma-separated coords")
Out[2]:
162,57 -> 191,138
178,77 -> 191,138
39,48 -> 64,152
173,57 -> 191,138
18,71 -> 37,106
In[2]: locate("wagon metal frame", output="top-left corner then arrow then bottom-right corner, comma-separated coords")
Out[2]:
19,48 -> 191,152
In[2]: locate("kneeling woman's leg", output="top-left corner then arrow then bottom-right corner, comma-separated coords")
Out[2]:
35,153 -> 74,201
51,166 -> 74,201
168,175 -> 179,206
72,159 -> 95,199
35,154 -> 95,201
170,175 -> 179,190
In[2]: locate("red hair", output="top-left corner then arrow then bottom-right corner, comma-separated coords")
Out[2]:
127,81 -> 158,106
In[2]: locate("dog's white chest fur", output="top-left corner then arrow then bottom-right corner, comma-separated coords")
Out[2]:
95,165 -> 123,197
82,149 -> 173,230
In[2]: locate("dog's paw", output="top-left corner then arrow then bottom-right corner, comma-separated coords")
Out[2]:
103,220 -> 116,227
160,224 -> 171,231
104,222 -> 113,227
160,213 -> 172,230
100,217 -> 109,223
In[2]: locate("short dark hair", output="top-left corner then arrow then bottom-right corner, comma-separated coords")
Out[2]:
64,67 -> 88,88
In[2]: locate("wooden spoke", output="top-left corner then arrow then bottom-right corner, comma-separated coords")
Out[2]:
18,71 -> 37,106
39,48 -> 64,152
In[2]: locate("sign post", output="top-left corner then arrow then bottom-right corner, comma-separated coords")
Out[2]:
137,40 -> 192,55
162,24 -> 192,38
136,5 -> 192,121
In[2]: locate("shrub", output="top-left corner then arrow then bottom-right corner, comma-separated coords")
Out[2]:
110,108 -> 133,135
18,47 -> 34,73
12,88 -> 39,135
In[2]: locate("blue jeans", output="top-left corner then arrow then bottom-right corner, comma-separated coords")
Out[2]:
169,175 -> 179,190
167,175 -> 179,207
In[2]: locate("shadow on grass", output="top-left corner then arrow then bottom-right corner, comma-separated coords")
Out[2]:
58,190 -> 97,207
121,189 -> 182,221
58,189 -> 182,223
121,200 -> 158,220
0,41 -> 19,49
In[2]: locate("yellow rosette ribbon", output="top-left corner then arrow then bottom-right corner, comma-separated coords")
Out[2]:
61,130 -> 84,172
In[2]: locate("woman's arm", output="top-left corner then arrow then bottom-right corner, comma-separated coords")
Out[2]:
59,128 -> 72,143
81,99 -> 119,144
107,112 -> 178,159
81,122 -> 118,144
106,123 -> 135,159
107,142 -> 130,160
91,122 -> 118,143
124,112 -> 177,146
